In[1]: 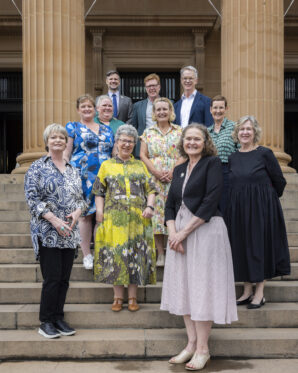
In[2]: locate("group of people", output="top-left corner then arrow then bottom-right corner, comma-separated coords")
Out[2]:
24,65 -> 290,370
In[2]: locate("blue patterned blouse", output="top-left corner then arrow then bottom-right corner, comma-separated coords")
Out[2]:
24,156 -> 87,259
65,121 -> 114,216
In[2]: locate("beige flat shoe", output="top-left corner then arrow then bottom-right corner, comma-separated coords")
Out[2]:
185,352 -> 210,370
169,349 -> 194,364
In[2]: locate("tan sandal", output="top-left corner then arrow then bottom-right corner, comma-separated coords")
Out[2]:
111,297 -> 123,312
128,297 -> 140,312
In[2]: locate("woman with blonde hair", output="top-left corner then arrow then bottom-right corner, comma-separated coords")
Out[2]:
140,97 -> 183,266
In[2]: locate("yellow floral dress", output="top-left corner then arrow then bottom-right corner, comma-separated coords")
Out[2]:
140,123 -> 182,235
92,156 -> 157,285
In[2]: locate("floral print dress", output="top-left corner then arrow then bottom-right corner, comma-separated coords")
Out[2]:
65,121 -> 114,216
92,156 -> 157,285
140,123 -> 182,235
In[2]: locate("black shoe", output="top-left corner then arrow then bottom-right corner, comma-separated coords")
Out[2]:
247,297 -> 266,309
236,294 -> 253,306
53,319 -> 76,336
38,322 -> 61,339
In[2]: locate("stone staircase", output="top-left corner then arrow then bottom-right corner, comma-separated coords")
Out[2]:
0,174 -> 298,360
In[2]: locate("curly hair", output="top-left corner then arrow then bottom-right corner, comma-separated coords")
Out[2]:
232,115 -> 262,144
178,123 -> 217,158
152,97 -> 176,123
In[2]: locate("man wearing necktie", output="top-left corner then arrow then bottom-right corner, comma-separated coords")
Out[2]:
100,70 -> 133,123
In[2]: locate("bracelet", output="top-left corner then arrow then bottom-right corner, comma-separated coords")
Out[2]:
147,205 -> 154,211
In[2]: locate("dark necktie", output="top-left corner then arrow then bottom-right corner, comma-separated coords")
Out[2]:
112,94 -> 118,118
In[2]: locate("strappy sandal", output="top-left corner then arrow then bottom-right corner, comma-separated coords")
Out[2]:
111,297 -> 123,312
128,297 -> 140,312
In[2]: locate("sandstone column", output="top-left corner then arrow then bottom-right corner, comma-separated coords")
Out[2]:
13,0 -> 85,174
221,0 -> 294,172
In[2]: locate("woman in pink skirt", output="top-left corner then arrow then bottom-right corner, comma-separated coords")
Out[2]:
161,124 -> 237,370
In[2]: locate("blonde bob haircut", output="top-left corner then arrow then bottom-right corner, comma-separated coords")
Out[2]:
43,123 -> 68,152
178,123 -> 217,159
152,97 -> 176,123
76,94 -> 95,109
232,115 -> 262,144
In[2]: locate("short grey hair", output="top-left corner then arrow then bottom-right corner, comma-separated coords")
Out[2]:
180,65 -> 198,79
43,123 -> 68,151
115,124 -> 138,143
95,95 -> 113,108
232,115 -> 262,144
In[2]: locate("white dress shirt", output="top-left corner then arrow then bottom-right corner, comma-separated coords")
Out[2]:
180,89 -> 197,128
146,99 -> 156,128
108,90 -> 120,108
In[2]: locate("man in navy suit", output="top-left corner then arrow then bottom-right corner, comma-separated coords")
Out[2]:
174,66 -> 213,128
131,73 -> 161,157
99,70 -> 133,123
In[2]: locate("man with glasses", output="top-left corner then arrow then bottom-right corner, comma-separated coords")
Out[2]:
174,66 -> 213,128
101,70 -> 133,123
131,73 -> 161,158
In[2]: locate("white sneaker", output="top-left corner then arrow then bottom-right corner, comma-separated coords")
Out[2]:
156,253 -> 165,267
83,254 -> 93,270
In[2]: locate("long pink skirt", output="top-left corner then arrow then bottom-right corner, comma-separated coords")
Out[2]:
160,204 -> 238,324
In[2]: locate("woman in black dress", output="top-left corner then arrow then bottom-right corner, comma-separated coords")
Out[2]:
225,115 -> 290,309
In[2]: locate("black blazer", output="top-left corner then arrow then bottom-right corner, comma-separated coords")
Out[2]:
165,156 -> 222,223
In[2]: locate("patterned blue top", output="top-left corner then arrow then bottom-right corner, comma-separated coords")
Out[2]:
65,121 -> 114,215
24,156 -> 87,259
208,117 -> 239,163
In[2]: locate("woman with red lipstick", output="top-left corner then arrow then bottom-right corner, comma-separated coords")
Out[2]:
225,115 -> 290,309
64,94 -> 114,271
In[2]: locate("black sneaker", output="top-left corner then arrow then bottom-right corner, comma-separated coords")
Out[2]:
38,322 -> 61,339
53,319 -> 76,336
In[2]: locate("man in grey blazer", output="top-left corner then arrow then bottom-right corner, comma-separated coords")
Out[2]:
131,73 -> 161,158
101,70 -> 133,123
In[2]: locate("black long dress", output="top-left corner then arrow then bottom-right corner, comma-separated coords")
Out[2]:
225,146 -> 290,282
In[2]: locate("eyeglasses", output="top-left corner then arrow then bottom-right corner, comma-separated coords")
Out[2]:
145,84 -> 159,89
118,139 -> 135,145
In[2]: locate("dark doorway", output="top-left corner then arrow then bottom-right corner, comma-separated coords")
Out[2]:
284,72 -> 298,172
0,72 -> 23,173
119,71 -> 180,103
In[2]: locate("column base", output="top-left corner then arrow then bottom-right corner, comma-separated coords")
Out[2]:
274,151 -> 297,174
11,152 -> 47,174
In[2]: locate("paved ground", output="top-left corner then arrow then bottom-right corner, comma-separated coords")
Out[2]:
0,359 -> 298,373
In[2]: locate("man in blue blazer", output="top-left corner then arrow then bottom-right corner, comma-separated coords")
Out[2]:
131,73 -> 161,157
174,66 -> 213,128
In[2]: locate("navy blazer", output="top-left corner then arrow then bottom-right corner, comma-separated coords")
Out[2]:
165,156 -> 222,223
131,99 -> 148,158
174,91 -> 213,127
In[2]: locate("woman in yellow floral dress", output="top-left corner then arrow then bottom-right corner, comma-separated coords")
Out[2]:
92,124 -> 157,312
140,98 -> 183,267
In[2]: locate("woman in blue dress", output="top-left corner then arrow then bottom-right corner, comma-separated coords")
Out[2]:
64,94 -> 114,270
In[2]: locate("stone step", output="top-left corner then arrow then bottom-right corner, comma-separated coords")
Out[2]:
0,263 -> 163,283
0,201 -> 28,211
1,328 -> 298,359
0,281 -> 298,304
0,262 -> 296,283
280,193 -> 298,208
283,209 -> 298,221
0,234 -> 32,248
288,233 -> 298,246
286,221 -> 298,233
0,222 -> 30,234
1,303 -> 298,330
0,210 -> 30,222
1,247 -> 298,264
0,192 -> 25,201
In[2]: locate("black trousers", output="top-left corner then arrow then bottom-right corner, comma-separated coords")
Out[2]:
39,244 -> 75,323
219,163 -> 230,215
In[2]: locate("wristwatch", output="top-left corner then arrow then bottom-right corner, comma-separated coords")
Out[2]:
147,205 -> 155,211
